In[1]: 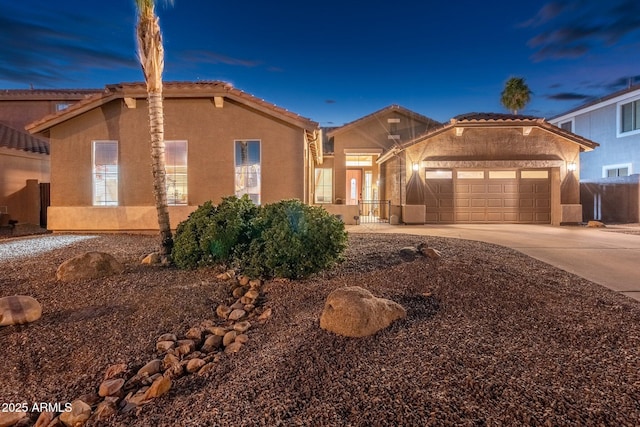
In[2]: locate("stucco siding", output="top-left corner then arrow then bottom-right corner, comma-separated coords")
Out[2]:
0,147 -> 49,224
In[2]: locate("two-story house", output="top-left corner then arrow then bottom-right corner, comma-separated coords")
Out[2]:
549,84 -> 640,223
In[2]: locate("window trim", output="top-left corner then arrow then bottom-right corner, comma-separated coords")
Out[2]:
314,168 -> 333,204
558,118 -> 574,133
617,95 -> 640,137
92,140 -> 118,206
602,163 -> 632,178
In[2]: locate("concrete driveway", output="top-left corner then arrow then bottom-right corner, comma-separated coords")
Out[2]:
350,223 -> 640,302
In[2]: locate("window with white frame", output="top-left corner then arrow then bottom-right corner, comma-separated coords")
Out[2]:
603,163 -> 631,178
93,141 -> 118,206
559,120 -> 573,132
314,168 -> 332,203
235,140 -> 261,204
165,140 -> 188,205
620,99 -> 640,134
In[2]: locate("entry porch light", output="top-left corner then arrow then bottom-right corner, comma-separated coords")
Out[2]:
567,162 -> 577,172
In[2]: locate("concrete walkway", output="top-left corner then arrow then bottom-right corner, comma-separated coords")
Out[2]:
349,223 -> 640,302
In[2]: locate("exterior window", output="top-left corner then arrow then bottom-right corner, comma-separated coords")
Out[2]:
235,140 -> 261,204
559,120 -> 572,132
314,168 -> 332,203
165,140 -> 188,205
521,170 -> 549,179
489,170 -> 516,179
93,141 -> 118,206
345,155 -> 372,166
56,102 -> 71,111
620,100 -> 640,133
425,169 -> 453,179
604,164 -> 631,177
457,170 -> 484,179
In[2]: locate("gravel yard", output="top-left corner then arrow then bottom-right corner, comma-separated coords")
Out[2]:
1,232 -> 639,426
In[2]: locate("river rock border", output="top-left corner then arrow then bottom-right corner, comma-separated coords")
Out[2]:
26,271 -> 272,427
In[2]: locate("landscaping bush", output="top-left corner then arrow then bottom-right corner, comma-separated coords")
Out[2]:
240,199 -> 347,279
172,196 -> 258,269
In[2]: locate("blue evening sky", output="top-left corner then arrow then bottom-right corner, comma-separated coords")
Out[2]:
1,0 -> 639,125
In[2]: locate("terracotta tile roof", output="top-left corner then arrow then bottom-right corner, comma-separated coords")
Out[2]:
327,105 -> 441,137
0,88 -> 101,101
0,122 -> 49,154
27,81 -> 318,134
453,112 -> 541,122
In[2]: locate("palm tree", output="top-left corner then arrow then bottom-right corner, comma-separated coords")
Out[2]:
500,77 -> 532,115
134,0 -> 173,258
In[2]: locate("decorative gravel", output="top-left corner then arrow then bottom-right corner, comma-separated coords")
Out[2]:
1,233 -> 639,426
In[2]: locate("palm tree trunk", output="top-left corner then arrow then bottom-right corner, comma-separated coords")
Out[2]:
148,90 -> 173,256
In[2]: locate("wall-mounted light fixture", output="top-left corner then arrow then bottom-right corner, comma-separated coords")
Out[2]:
412,162 -> 419,172
567,162 -> 577,172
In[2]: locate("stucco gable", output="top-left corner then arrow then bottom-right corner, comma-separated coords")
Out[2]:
378,112 -> 599,164
26,81 -> 318,136
327,105 -> 440,137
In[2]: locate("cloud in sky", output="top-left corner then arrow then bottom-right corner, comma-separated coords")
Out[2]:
545,92 -> 594,101
0,4 -> 137,87
522,0 -> 640,61
178,51 -> 261,68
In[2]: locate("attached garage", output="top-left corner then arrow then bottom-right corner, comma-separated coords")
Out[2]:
425,168 -> 550,223
379,113 -> 599,225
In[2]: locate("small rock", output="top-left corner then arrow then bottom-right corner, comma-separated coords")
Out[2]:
206,326 -> 228,336
34,411 -> 54,427
228,309 -> 246,321
216,304 -> 231,319
249,279 -> 262,289
235,334 -> 249,344
137,359 -> 162,377
232,286 -> 246,299
162,353 -> 180,368
233,321 -> 251,333
399,246 -> 418,258
98,378 -> 125,397
176,339 -> 196,355
244,289 -> 260,300
145,376 -> 172,399
424,247 -> 442,260
0,412 -> 27,427
240,296 -> 253,305
91,398 -> 118,422
103,363 -> 127,380
186,358 -> 206,373
225,342 -> 243,354
0,295 -> 42,326
237,275 -> 250,286
59,400 -> 91,427
143,373 -> 162,386
201,334 -> 223,352
223,331 -> 237,347
197,362 -> 216,376
230,301 -> 245,310
244,304 -> 255,312
157,333 -> 177,342
156,340 -> 175,352
258,307 -> 272,323
141,253 -> 160,264
185,327 -> 203,342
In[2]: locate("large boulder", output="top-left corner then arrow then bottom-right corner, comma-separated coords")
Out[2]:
319,286 -> 406,337
56,251 -> 124,282
0,295 -> 42,326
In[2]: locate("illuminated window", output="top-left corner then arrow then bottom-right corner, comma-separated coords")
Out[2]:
314,168 -> 332,203
345,155 -> 372,167
425,169 -> 452,179
489,170 -> 516,179
235,140 -> 261,204
521,170 -> 549,179
93,141 -> 118,206
457,170 -> 484,179
165,141 -> 188,205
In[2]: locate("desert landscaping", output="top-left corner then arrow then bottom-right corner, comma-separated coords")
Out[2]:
1,232 -> 640,426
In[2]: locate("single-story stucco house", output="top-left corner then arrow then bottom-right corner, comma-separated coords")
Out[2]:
27,81 -> 320,232
377,113 -> 599,225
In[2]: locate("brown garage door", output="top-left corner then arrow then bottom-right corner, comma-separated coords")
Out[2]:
425,169 -> 550,224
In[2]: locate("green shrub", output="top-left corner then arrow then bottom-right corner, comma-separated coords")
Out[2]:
172,196 -> 258,269
172,200 -> 217,269
240,199 -> 347,279
199,195 -> 259,264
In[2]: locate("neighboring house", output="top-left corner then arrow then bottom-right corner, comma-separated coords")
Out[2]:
377,113 -> 598,225
316,105 -> 440,223
27,81 -> 320,233
0,89 -> 99,227
549,84 -> 640,222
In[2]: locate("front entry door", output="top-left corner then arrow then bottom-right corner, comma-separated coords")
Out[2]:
346,169 -> 362,205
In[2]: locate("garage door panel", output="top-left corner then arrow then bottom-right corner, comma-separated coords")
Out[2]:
428,168 -> 550,224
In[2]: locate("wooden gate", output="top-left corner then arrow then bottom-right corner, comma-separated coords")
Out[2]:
39,183 -> 50,228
